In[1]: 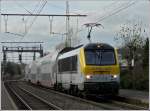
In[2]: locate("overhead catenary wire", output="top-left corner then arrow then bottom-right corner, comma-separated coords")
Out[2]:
1,1 -> 138,44
47,1 -> 83,15
40,0 -> 137,43
79,1 -> 132,24
32,0 -> 43,14
14,0 -> 32,14
24,0 -> 43,23
14,0 -> 42,21
103,0 -> 120,10
2,0 -> 43,37
66,1 -> 135,46
46,1 -> 83,45
4,0 -> 47,40
23,0 -> 47,35
17,1 -> 42,37
95,1 -> 132,20
76,1 -> 137,35
1,0 -> 86,42
19,0 -> 47,42
95,1 -> 137,23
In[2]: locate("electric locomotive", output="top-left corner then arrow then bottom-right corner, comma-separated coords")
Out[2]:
26,43 -> 120,95
56,43 -> 120,95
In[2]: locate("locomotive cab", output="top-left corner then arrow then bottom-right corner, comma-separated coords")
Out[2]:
80,43 -> 120,95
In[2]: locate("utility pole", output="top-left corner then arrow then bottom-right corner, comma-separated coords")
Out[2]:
66,1 -> 70,47
0,0 -> 1,33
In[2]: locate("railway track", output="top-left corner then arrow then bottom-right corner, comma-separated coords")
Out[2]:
25,81 -> 149,110
5,81 -> 148,110
4,82 -> 62,110
94,95 -> 148,110
4,81 -> 122,110
26,81 -> 148,110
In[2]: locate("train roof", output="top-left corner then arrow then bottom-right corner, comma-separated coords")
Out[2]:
58,44 -> 83,55
58,43 -> 114,54
57,43 -> 114,59
84,43 -> 114,50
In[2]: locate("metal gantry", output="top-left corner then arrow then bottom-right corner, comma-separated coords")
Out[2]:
2,42 -> 44,63
1,42 -> 44,77
1,13 -> 87,47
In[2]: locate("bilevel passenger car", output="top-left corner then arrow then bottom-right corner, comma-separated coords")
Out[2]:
25,43 -> 120,95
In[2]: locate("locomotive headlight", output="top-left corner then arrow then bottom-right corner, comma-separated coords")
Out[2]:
97,45 -> 101,48
86,75 -> 91,79
113,75 -> 117,78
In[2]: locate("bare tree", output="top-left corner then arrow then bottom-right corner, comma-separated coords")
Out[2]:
115,21 -> 145,69
115,21 -> 146,89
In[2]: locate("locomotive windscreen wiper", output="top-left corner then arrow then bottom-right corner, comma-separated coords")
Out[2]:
94,50 -> 102,65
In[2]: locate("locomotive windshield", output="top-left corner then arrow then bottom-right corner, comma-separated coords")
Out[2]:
85,49 -> 116,65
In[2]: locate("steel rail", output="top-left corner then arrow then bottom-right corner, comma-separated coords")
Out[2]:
44,88 -> 119,110
8,81 -> 148,110
29,82 -> 147,110
5,82 -> 62,110
18,86 -> 62,110
21,82 -> 123,110
5,83 -> 32,110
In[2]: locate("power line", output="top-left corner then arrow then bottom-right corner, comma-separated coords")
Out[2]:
19,0 -> 47,42
14,0 -> 32,14
76,1 -> 137,35
4,0 -> 43,37
95,1 -> 137,23
99,1 -> 131,18
103,1 -> 120,10
1,0 -> 44,38
24,0 -> 43,24
1,3 -> 87,42
80,1 -> 131,24
47,1 -> 82,15
32,0 -> 43,14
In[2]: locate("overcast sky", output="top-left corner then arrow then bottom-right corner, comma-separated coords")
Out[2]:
0,0 -> 150,62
